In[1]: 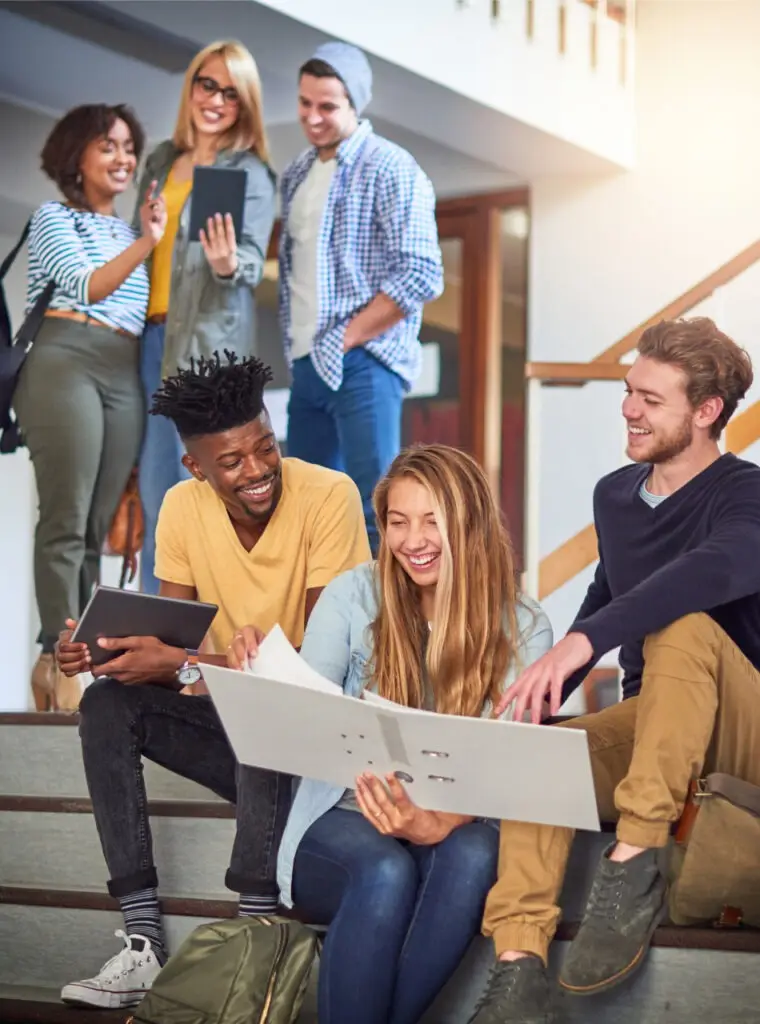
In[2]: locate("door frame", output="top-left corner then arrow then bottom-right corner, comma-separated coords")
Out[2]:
266,186 -> 530,497
436,189 -> 529,494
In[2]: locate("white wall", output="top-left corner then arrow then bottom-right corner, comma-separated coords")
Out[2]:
255,0 -> 635,171
0,235 -> 140,710
0,234 -> 38,711
530,0 -> 760,653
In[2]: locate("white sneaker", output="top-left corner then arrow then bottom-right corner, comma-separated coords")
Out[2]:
60,930 -> 162,1008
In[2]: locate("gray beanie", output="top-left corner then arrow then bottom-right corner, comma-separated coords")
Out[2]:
311,41 -> 373,115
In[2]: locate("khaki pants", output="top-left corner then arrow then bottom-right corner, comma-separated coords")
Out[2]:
482,613 -> 760,963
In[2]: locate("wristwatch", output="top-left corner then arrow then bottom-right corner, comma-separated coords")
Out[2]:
177,649 -> 202,686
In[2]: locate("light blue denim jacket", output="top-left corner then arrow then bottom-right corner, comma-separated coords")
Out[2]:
276,562 -> 554,907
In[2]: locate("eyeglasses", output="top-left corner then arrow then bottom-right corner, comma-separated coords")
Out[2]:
193,75 -> 240,106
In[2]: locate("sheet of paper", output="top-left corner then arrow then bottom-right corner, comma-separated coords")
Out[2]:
362,690 -> 434,714
203,632 -> 600,831
248,624 -> 340,694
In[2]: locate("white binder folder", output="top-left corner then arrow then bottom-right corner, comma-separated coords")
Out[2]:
202,626 -> 600,832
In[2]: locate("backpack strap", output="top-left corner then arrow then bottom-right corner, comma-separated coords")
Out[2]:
0,220 -> 31,283
705,772 -> 760,818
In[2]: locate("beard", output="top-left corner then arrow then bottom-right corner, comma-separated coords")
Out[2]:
628,415 -> 694,464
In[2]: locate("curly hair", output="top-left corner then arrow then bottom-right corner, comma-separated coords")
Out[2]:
150,350 -> 274,440
40,103 -> 145,208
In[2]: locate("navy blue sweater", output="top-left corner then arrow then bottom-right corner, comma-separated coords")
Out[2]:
565,454 -> 760,700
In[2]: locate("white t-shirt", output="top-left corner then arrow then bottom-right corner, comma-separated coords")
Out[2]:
287,157 -> 337,361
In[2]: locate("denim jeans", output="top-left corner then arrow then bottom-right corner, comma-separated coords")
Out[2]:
78,678 -> 292,899
286,350 -> 404,554
292,808 -> 498,1024
138,321 -> 191,595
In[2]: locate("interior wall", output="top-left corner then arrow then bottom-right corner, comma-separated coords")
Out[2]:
1,237 -> 38,711
529,0 -> 760,675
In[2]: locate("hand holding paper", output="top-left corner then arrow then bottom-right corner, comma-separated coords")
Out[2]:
356,773 -> 470,845
226,624 -> 266,670
202,625 -> 599,831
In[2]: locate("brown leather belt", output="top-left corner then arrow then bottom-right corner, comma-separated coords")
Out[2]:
44,308 -> 138,341
146,313 -> 168,326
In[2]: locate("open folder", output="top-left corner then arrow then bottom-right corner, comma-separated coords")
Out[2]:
202,626 -> 600,832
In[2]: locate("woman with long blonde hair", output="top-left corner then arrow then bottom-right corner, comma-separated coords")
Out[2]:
134,40 -> 276,593
231,444 -> 553,1024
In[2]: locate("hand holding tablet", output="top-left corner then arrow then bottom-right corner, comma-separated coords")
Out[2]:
58,587 -> 218,686
188,166 -> 246,242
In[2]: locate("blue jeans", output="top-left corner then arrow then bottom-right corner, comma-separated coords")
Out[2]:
292,808 -> 498,1024
138,321 -> 191,595
287,350 -> 404,554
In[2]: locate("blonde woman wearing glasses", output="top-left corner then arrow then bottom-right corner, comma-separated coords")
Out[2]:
134,40 -> 276,594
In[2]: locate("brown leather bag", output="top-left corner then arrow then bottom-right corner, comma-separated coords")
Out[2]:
105,469 -> 144,588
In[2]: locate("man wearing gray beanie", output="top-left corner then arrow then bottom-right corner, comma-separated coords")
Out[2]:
279,41 -> 443,553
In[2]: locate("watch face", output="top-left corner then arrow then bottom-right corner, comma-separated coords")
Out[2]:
178,665 -> 203,685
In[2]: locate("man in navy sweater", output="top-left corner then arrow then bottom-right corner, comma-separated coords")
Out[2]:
471,317 -> 760,1024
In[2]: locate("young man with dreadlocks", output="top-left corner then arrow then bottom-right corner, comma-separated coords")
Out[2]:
55,352 -> 370,1008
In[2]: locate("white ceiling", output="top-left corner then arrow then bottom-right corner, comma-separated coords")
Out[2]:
0,1 -> 524,213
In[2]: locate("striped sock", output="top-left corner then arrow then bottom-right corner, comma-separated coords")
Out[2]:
238,892 -> 279,917
118,887 -> 168,965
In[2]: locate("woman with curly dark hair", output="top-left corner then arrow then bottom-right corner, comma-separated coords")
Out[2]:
14,102 -> 167,711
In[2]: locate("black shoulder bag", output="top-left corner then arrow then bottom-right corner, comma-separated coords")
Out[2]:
0,221 -> 56,454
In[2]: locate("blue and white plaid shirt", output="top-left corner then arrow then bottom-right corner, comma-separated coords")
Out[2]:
279,120 -> 444,391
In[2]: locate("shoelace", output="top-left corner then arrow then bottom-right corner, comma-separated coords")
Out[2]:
469,960 -> 522,1015
91,930 -> 153,984
583,874 -> 626,925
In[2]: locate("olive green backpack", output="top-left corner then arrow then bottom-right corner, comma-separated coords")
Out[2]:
129,917 -> 318,1024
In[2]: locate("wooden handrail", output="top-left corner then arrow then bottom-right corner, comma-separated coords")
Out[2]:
536,404 -> 760,599
539,523 -> 598,601
535,236 -> 760,599
726,400 -> 760,454
593,239 -> 760,364
526,362 -> 629,383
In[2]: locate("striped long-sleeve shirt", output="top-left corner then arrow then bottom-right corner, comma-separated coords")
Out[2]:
26,201 -> 149,337
279,121 -> 444,392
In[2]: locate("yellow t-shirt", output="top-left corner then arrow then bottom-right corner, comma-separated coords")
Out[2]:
147,168 -> 192,318
154,458 -> 371,652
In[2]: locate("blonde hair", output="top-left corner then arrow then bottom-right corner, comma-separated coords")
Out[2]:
370,444 -> 521,719
173,40 -> 271,163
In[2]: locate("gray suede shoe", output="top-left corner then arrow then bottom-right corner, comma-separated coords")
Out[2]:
468,956 -> 552,1024
559,843 -> 667,996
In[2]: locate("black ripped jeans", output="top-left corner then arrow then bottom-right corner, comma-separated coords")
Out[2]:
78,677 -> 292,899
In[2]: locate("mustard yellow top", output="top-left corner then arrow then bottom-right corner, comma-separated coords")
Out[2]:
147,168 -> 193,319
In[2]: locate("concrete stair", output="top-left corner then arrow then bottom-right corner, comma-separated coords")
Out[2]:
2,712 -> 760,1023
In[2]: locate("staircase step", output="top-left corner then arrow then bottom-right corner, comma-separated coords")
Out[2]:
0,717 -> 225,803
4,714 -> 760,1022
0,900 -> 319,1023
0,807 -> 234,896
433,934 -> 760,1024
0,901 -> 228,989
0,986 -> 128,1024
0,806 -> 610,910
3,885 -> 760,1024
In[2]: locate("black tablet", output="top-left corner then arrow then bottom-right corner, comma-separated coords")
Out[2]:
188,166 -> 246,242
71,586 -> 218,667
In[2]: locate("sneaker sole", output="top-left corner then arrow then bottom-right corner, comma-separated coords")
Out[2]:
61,987 -> 145,1009
558,895 -> 668,997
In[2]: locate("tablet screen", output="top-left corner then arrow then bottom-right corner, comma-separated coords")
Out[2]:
188,166 -> 246,242
72,587 -> 218,667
